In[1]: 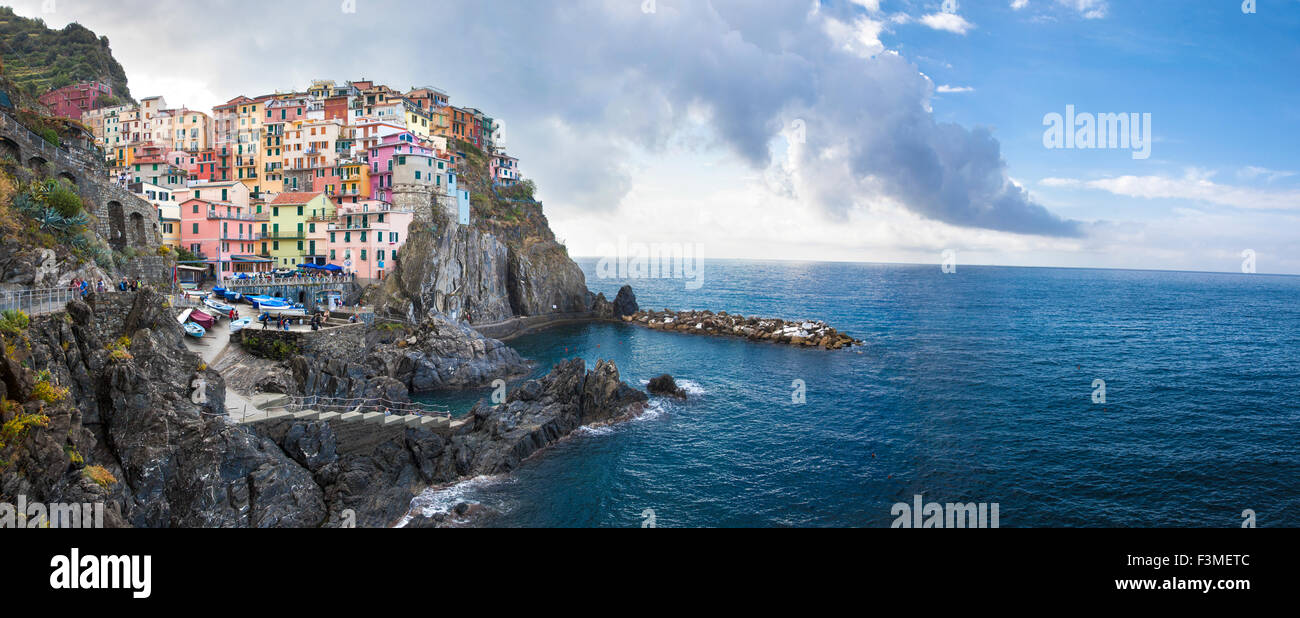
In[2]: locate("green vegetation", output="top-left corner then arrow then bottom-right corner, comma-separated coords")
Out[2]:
241,335 -> 300,361
0,407 -> 48,451
82,464 -> 117,488
0,7 -> 132,101
0,309 -> 29,336
106,335 -> 132,363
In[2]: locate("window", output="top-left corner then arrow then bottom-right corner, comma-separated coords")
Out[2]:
192,204 -> 199,214
273,241 -> 280,250
191,223 -> 198,234
360,249 -> 367,261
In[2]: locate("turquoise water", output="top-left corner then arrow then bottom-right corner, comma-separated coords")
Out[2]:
413,261 -> 1300,527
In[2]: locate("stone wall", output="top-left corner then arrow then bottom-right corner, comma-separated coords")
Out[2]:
0,110 -> 161,251
120,255 -> 174,284
238,322 -> 368,360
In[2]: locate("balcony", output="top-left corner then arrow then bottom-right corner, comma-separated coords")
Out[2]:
257,231 -> 307,240
207,209 -> 256,221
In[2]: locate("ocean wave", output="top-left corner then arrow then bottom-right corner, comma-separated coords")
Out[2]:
395,475 -> 508,528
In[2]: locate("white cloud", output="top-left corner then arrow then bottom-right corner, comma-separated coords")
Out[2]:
1056,0 -> 1108,19
1237,166 -> 1296,183
1011,0 -> 1030,9
823,15 -> 886,58
936,84 -> 975,93
1040,172 -> 1300,211
919,12 -> 975,34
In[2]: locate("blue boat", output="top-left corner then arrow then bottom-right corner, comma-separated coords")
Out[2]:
204,297 -> 236,314
229,317 -> 253,333
212,286 -> 227,298
226,291 -> 244,302
183,322 -> 206,338
249,295 -> 291,310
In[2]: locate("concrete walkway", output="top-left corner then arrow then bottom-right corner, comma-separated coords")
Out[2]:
181,314 -> 275,422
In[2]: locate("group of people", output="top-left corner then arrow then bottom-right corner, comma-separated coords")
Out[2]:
66,277 -> 146,297
67,278 -> 105,297
259,312 -> 297,331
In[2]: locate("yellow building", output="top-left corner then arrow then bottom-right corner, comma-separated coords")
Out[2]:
261,192 -> 336,268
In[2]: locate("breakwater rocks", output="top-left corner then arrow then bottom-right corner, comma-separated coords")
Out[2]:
626,310 -> 862,350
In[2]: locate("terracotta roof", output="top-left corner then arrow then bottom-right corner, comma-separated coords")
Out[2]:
270,192 -> 324,205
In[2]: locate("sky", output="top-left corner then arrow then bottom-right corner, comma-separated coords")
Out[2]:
10,0 -> 1300,273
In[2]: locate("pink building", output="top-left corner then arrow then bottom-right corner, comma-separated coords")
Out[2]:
322,200 -> 414,281
368,131 -> 445,202
41,81 -> 112,121
178,198 -> 266,277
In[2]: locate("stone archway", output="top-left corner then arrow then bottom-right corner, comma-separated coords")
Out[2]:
28,156 -> 48,175
57,171 -> 76,186
107,201 -> 126,251
129,211 -> 147,248
0,137 -> 19,163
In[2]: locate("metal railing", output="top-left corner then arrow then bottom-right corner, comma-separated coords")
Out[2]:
0,287 -> 80,316
280,394 -> 451,418
224,275 -> 354,288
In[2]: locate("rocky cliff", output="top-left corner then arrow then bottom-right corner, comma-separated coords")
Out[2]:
368,141 -> 590,324
256,357 -> 648,527
0,289 -> 649,527
1,291 -> 324,527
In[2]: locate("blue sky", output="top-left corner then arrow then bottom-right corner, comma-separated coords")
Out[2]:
12,0 -> 1300,273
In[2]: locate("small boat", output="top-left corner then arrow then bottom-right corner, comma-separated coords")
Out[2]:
229,317 -> 253,333
212,287 -> 227,299
204,297 -> 236,314
250,296 -> 291,309
177,308 -> 193,324
184,322 -> 206,338
226,291 -> 244,303
268,307 -> 307,317
189,309 -> 217,330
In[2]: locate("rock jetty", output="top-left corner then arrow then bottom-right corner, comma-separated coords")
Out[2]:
625,309 -> 862,350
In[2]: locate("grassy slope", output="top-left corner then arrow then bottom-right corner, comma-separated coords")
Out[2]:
0,6 -> 132,103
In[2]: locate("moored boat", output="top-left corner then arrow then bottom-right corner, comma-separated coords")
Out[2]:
184,321 -> 206,338
204,297 -> 236,314
229,317 -> 253,333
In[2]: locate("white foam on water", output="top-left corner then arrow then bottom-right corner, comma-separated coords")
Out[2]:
675,379 -> 706,396
394,475 -> 508,528
639,377 -> 706,396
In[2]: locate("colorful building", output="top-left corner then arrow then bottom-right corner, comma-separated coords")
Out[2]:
323,200 -> 413,281
368,132 -> 446,202
178,198 -> 262,276
40,81 -> 113,121
261,192 -> 337,268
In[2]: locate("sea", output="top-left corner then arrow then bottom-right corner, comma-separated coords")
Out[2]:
409,260 -> 1300,528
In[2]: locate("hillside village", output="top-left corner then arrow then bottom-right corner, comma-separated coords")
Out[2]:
43,76 -> 527,282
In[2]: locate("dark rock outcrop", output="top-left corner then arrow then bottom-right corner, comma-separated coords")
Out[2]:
647,374 -> 687,399
612,285 -> 639,318
256,357 -> 648,527
440,358 -> 648,478
2,291 -> 326,528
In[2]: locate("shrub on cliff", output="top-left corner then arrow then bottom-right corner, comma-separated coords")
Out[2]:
0,309 -> 30,336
